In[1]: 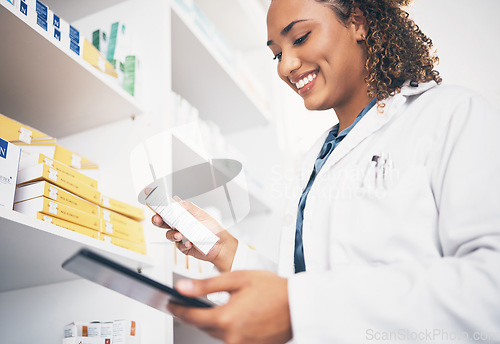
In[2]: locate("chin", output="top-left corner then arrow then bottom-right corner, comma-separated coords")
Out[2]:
303,99 -> 331,111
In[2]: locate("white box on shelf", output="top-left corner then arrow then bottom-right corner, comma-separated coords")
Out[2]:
62,337 -> 104,344
100,321 -> 113,343
0,137 -> 21,209
113,320 -> 140,344
64,322 -> 101,338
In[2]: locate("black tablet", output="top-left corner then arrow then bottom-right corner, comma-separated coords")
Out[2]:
62,249 -> 215,312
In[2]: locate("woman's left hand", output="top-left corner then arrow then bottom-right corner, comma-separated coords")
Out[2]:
168,270 -> 293,344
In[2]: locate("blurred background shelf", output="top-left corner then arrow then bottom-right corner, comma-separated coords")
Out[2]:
171,3 -> 271,135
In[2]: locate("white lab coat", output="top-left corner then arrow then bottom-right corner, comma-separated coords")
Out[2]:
232,81 -> 500,343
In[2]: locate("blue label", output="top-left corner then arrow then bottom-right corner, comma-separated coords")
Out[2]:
70,41 -> 80,55
53,14 -> 60,29
36,0 -> 48,20
0,138 -> 8,159
20,1 -> 28,16
54,28 -> 61,41
37,15 -> 47,31
69,25 -> 79,43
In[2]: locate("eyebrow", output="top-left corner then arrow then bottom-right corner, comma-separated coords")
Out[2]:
267,19 -> 310,46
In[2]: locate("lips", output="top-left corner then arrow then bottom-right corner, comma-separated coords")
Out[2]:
289,69 -> 319,93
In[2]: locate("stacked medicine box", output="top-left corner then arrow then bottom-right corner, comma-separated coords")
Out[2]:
0,113 -> 147,255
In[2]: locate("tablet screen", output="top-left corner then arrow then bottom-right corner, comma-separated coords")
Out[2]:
62,249 -> 215,312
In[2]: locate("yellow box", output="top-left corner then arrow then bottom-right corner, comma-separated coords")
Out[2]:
101,195 -> 145,221
17,163 -> 101,204
99,233 -> 147,255
0,113 -> 57,145
14,196 -> 101,231
99,208 -> 142,231
82,38 -> 118,78
19,152 -> 98,189
36,212 -> 99,239
101,219 -> 145,245
15,181 -> 100,217
54,144 -> 98,170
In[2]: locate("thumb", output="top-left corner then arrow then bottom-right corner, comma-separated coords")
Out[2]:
175,272 -> 246,297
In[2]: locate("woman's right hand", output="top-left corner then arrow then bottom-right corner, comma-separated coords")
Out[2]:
151,198 -> 238,273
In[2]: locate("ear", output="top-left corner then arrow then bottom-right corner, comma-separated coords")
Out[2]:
350,7 -> 368,41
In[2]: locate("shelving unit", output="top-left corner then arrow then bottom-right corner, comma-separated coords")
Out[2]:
0,207 -> 153,292
0,1 -> 168,343
1,0 -> 281,342
0,2 -> 143,138
194,0 -> 267,51
171,2 -> 271,135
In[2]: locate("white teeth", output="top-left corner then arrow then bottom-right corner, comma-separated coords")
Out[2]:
293,72 -> 317,89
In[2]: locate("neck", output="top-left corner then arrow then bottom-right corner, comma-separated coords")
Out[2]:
334,91 -> 373,133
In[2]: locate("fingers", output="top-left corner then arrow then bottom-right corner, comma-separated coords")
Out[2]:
165,229 -> 183,242
151,214 -> 171,229
175,272 -> 248,298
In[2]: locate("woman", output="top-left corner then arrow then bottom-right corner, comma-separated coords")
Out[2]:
154,0 -> 500,342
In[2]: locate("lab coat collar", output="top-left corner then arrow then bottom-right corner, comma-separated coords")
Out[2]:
308,80 -> 438,179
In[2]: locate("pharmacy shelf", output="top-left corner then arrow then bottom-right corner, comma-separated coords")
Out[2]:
172,134 -> 272,217
171,3 -> 271,135
0,207 -> 153,293
0,3 -> 143,138
42,0 -> 127,22
194,0 -> 267,51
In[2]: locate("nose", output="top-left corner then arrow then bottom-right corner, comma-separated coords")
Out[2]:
278,51 -> 301,78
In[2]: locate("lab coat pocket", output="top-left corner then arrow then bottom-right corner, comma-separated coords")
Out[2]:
329,163 -> 438,263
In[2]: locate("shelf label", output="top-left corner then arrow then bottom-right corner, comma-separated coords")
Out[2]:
102,196 -> 110,207
102,209 -> 111,222
36,15 -> 48,32
70,41 -> 80,56
54,28 -> 61,41
53,13 -> 60,29
48,168 -> 58,182
48,201 -> 58,215
105,222 -> 113,234
19,127 -> 32,144
35,0 -> 48,21
20,1 -> 28,16
70,25 -> 80,43
42,215 -> 53,223
48,186 -> 58,199
43,157 -> 54,167
0,138 -> 7,159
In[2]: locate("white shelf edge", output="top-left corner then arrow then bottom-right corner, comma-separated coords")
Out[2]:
2,1 -> 141,109
0,207 -> 154,292
0,1 -> 144,137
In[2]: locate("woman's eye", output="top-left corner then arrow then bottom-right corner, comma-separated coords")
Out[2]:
294,32 -> 311,45
273,52 -> 282,61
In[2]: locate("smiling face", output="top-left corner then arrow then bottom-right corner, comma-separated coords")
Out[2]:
267,0 -> 369,112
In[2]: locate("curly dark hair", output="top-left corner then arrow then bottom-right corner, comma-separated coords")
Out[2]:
315,0 -> 442,102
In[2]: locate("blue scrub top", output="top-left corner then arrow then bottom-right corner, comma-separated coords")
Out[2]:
294,97 -> 377,273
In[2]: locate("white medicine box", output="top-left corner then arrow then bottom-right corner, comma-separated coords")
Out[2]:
0,137 -> 21,210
